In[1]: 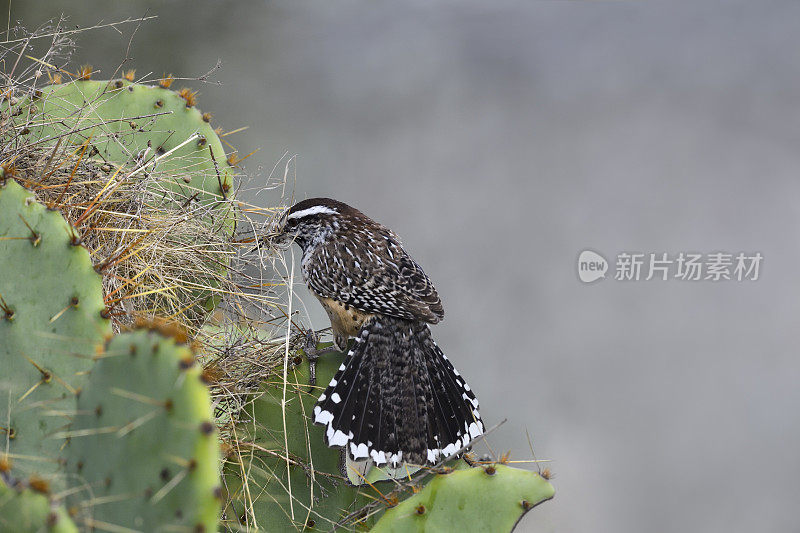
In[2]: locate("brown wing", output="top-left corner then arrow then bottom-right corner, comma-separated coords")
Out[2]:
305,227 -> 444,324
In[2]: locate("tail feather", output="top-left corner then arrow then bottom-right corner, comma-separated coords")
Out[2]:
313,315 -> 484,468
421,329 -> 481,462
314,334 -> 369,451
426,338 -> 483,458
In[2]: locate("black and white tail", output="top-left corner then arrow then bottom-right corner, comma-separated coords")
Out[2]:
312,316 -> 484,467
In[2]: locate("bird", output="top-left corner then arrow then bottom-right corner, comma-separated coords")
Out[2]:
275,197 -> 484,469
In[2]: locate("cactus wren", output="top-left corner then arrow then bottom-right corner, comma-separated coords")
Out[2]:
276,198 -> 484,468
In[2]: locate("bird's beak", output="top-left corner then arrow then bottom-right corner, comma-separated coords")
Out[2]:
272,212 -> 290,245
248,211 -> 290,254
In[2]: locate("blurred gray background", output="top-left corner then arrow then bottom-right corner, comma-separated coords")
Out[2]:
5,1 -> 800,531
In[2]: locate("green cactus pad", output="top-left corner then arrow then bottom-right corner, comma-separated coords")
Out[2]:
370,464 -> 554,533
0,475 -> 78,533
11,79 -> 237,314
20,79 -> 234,216
65,330 -> 221,531
223,348 -> 386,531
0,179 -> 111,481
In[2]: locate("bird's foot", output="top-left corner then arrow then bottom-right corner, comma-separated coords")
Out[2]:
303,329 -> 338,387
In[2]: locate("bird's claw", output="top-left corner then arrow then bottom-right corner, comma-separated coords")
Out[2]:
302,329 -> 340,388
304,330 -> 321,386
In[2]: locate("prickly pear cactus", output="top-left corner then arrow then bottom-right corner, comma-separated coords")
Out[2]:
11,78 -> 237,315
370,464 -> 554,532
0,473 -> 78,533
0,178 -> 110,481
64,330 -> 221,531
20,79 -> 234,229
223,348 -> 380,531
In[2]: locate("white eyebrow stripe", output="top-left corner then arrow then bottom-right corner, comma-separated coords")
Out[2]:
286,206 -> 338,220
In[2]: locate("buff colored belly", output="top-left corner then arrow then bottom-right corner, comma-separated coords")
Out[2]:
316,296 -> 374,338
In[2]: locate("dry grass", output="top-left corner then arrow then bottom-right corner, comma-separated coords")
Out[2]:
1,17 -> 288,334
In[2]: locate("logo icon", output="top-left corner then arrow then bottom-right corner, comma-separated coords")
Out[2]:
578,250 -> 608,283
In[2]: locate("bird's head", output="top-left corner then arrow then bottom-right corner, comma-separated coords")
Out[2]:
273,197 -> 355,251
